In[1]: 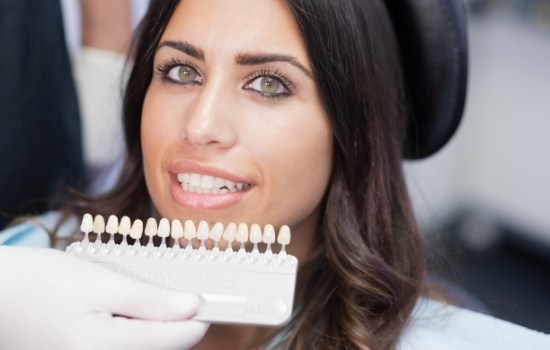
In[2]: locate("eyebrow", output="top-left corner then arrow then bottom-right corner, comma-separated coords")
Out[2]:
157,40 -> 205,60
236,53 -> 313,79
157,40 -> 313,79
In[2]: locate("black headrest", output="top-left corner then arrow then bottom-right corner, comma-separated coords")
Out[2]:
386,0 -> 469,159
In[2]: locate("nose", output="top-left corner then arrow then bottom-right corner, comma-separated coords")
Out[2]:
181,80 -> 237,148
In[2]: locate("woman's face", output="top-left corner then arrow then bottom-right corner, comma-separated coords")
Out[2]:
141,0 -> 333,254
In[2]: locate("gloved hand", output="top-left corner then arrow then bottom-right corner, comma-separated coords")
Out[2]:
0,246 -> 209,350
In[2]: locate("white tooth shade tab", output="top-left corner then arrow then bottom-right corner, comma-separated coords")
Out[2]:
209,222 -> 224,242
157,218 -> 170,238
130,219 -> 143,240
236,224 -> 249,243
73,214 -> 293,255
263,225 -> 276,244
118,216 -> 131,236
145,218 -> 157,237
80,213 -> 93,233
277,225 -> 291,245
249,224 -> 262,244
223,223 -> 237,242
197,221 -> 210,240
67,214 -> 299,327
171,219 -> 184,239
184,220 -> 197,239
93,215 -> 105,234
106,215 -> 119,235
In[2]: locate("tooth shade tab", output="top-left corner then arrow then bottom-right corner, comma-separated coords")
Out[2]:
249,224 -> 262,244
197,221 -> 210,240
145,218 -> 158,237
277,225 -> 291,245
223,223 -> 237,242
118,216 -> 131,236
184,220 -> 197,239
171,219 -> 184,239
130,219 -> 143,240
263,225 -> 276,244
236,224 -> 249,243
157,218 -> 170,238
93,215 -> 105,234
80,213 -> 93,233
106,215 -> 119,235
209,222 -> 224,242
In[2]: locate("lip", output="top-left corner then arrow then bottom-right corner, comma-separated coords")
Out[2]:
168,162 -> 253,211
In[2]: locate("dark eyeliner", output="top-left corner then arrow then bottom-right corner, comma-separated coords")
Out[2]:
155,58 -> 202,85
244,68 -> 296,100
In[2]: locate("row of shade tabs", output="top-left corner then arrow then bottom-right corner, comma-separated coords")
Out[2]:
78,213 -> 291,255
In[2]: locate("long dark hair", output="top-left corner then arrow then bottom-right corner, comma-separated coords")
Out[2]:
69,0 -> 424,348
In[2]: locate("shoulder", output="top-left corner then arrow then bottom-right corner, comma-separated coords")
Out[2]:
399,297 -> 550,350
0,211 -> 79,248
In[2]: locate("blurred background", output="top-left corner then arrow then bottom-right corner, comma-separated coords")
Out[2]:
405,0 -> 550,333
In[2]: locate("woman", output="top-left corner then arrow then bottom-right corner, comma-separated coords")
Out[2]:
81,0 -> 421,347
1,0 -> 548,349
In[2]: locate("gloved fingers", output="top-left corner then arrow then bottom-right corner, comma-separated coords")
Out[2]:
97,274 -> 202,321
106,317 -> 209,350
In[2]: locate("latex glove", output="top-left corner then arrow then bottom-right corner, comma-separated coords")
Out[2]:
0,246 -> 209,350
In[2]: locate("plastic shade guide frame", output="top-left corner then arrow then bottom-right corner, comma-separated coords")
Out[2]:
66,214 -> 298,326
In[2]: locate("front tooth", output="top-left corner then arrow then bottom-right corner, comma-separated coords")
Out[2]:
190,173 -> 201,186
200,175 -> 215,189
236,223 -> 249,243
145,218 -> 158,237
157,218 -> 170,238
197,221 -> 209,240
214,177 -> 225,189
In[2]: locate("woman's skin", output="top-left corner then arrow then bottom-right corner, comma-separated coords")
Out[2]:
141,0 -> 333,347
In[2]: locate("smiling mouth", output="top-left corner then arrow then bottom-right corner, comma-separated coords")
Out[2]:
177,173 -> 252,194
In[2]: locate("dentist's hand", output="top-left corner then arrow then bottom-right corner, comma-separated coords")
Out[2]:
0,246 -> 208,350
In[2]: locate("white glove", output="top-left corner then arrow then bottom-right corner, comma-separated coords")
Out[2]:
0,246 -> 209,350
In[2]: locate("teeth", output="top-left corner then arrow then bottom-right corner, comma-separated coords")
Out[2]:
177,172 -> 250,194
80,214 -> 292,256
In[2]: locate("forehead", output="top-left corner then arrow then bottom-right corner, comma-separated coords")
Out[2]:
161,0 -> 309,62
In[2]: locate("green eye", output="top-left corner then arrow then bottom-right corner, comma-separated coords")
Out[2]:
166,64 -> 202,85
178,66 -> 198,83
246,75 -> 288,97
260,77 -> 281,94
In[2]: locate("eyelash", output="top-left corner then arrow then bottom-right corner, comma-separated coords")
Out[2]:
155,59 -> 296,100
